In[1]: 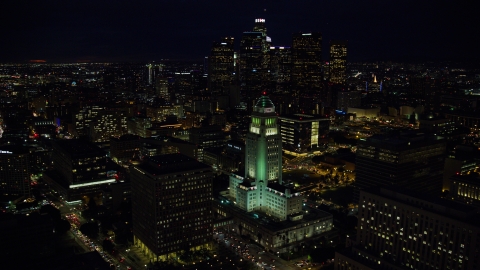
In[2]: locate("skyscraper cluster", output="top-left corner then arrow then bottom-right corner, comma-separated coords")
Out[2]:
208,18 -> 348,114
2,14 -> 480,270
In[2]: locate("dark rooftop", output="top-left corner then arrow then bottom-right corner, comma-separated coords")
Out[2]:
53,139 -> 105,158
138,153 -> 211,175
363,132 -> 444,149
148,135 -> 196,145
268,182 -> 296,194
204,147 -> 224,155
364,186 -> 480,223
112,134 -> 141,141
279,114 -> 328,121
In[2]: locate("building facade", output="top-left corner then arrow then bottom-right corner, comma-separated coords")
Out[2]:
239,19 -> 271,107
208,37 -> 235,98
268,46 -> 292,93
449,174 -> 480,208
337,91 -> 361,112
0,146 -> 30,201
291,32 -> 323,109
110,134 -> 142,163
335,187 -> 480,270
278,114 -> 330,153
45,139 -> 113,202
131,154 -> 213,261
355,133 -> 446,201
329,40 -> 348,85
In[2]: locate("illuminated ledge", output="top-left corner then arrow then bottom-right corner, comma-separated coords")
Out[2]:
69,179 -> 116,188
66,200 -> 82,205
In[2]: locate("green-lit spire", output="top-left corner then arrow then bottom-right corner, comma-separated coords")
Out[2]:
254,95 -> 275,113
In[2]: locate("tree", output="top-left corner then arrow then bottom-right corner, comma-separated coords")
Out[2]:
103,239 -> 114,253
333,174 -> 340,185
80,222 -> 99,238
179,248 -> 194,264
87,196 -> 98,218
40,204 -> 61,221
55,219 -> 71,235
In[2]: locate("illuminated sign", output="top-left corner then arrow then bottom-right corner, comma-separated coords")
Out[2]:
255,18 -> 265,23
227,144 -> 242,150
0,150 -> 12,154
69,179 -> 116,189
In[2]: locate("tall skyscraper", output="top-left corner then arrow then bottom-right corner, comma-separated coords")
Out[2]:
208,37 -> 235,100
131,154 -> 213,261
291,32 -> 323,111
239,19 -> 271,109
336,187 -> 480,270
355,133 -> 446,201
155,77 -> 169,101
146,63 -> 163,86
253,18 -> 267,35
229,94 -> 302,221
268,46 -> 292,93
336,91 -> 361,111
222,95 -> 332,250
0,146 -> 30,201
329,40 -> 348,85
245,95 -> 283,184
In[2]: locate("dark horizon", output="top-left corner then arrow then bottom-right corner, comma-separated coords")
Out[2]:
1,0 -> 478,63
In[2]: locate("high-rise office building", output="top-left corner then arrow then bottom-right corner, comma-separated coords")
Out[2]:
89,108 -> 128,143
110,134 -> 142,163
329,40 -> 348,85
355,133 -> 446,201
268,46 -> 292,93
278,114 -> 330,153
336,91 -> 361,111
131,154 -> 213,261
146,63 -> 163,86
127,116 -> 152,138
189,125 -> 226,161
146,104 -> 183,122
239,19 -> 271,108
155,77 -> 169,101
208,37 -> 235,107
0,146 -> 30,201
44,139 -> 113,202
73,104 -> 104,137
253,18 -> 267,35
291,32 -> 323,110
335,187 -> 480,270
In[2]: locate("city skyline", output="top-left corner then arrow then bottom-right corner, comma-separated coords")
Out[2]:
1,0 -> 478,63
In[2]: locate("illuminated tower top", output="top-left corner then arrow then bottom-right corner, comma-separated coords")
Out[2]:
253,18 -> 267,36
253,94 -> 275,114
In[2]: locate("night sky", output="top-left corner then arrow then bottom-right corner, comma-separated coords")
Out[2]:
0,0 -> 478,63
